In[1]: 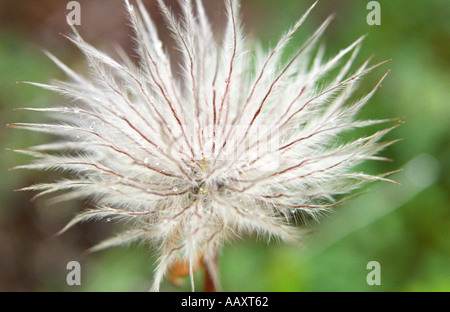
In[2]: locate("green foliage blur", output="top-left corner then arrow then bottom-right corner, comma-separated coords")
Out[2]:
0,0 -> 448,291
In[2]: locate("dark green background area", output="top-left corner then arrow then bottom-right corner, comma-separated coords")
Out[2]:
0,0 -> 448,291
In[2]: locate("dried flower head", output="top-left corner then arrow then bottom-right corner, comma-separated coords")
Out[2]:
10,0 -> 399,291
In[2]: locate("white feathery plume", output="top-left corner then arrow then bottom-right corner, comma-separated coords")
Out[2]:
9,0 -> 400,291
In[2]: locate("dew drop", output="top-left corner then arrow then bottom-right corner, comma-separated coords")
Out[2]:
143,157 -> 150,165
106,218 -> 111,222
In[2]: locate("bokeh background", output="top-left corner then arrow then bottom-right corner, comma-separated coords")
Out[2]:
0,0 -> 448,291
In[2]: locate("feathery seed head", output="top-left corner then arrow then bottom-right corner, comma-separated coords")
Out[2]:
11,0 -> 399,291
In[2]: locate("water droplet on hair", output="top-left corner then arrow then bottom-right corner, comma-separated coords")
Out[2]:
144,157 -> 150,165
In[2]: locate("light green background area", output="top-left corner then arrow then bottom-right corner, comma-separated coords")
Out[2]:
0,0 -> 448,291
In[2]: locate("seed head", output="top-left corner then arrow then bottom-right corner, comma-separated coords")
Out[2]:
11,0 -> 399,291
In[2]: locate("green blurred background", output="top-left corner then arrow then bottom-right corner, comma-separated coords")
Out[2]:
0,0 -> 448,291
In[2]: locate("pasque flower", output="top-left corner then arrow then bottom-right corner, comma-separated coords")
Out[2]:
10,0 -> 399,291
